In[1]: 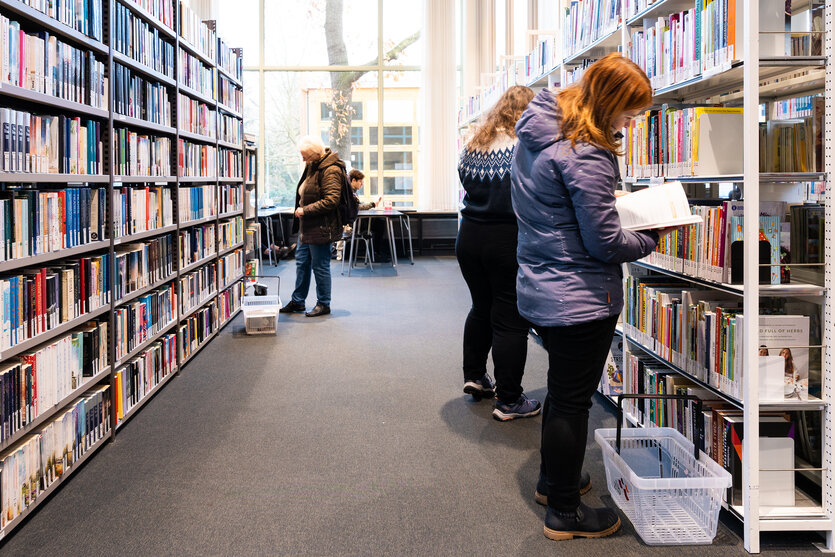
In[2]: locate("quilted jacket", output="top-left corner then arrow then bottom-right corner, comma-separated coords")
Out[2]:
292,148 -> 344,245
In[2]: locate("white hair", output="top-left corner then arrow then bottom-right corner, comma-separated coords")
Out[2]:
298,135 -> 326,155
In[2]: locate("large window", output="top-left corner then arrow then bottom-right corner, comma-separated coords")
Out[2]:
218,0 -> 423,208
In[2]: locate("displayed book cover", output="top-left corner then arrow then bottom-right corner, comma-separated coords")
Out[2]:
600,336 -> 623,396
756,315 -> 811,400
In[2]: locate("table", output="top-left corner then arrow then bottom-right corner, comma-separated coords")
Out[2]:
257,206 -> 294,265
345,209 -> 414,276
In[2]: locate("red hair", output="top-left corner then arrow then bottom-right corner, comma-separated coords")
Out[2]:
557,53 -> 652,154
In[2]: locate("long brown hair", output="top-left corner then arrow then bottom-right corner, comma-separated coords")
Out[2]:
557,53 -> 651,154
468,85 -> 535,150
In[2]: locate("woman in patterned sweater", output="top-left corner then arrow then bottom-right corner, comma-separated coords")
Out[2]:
457,85 -> 538,422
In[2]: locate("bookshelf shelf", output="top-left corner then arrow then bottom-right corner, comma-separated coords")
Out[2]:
216,103 -> 243,119
180,291 -> 218,321
0,173 -> 108,183
219,209 -> 244,219
217,139 -> 243,151
0,432 -> 110,541
115,0 -> 176,39
631,260 -> 827,297
625,0 -> 701,26
526,63 -> 560,88
624,173 -> 828,184
178,129 -> 217,144
178,84 -> 217,107
113,224 -> 179,246
218,241 -> 244,256
114,176 -> 177,183
112,51 -> 176,87
563,26 -> 622,65
217,306 -> 242,330
216,65 -> 242,87
179,214 -> 217,228
115,368 -> 178,430
180,253 -> 217,274
0,240 -> 111,273
115,320 -> 178,367
0,82 -> 109,118
114,273 -> 177,308
178,39 -> 215,67
180,329 -> 219,367
0,366 -> 111,454
114,113 -> 176,135
178,176 -> 218,183
0,303 -> 111,362
218,176 -> 243,183
218,273 -> 244,291
245,180 -> 255,186
0,0 -> 108,55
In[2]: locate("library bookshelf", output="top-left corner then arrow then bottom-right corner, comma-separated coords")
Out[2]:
0,0 -> 245,539
458,0 -> 834,552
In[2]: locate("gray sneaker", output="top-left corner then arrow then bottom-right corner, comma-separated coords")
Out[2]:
463,374 -> 495,400
492,393 -> 541,421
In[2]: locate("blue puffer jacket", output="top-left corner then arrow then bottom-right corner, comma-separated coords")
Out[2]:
511,88 -> 658,327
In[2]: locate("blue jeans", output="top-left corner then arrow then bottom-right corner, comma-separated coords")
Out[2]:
291,242 -> 332,306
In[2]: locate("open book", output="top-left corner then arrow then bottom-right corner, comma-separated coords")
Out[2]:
616,181 -> 703,231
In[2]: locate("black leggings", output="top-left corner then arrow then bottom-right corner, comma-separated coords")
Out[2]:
455,218 -> 530,403
538,315 -> 619,512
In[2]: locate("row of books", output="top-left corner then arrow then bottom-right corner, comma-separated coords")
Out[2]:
217,147 -> 240,178
218,217 -> 243,252
775,95 -> 823,121
456,65 -> 518,125
563,0 -> 621,59
245,151 -> 255,182
217,248 -> 243,290
178,185 -> 215,223
177,94 -> 215,138
244,224 -> 259,254
627,0 -> 740,92
0,384 -> 110,529
114,333 -> 175,424
178,223 -> 215,268
0,187 -> 106,262
112,128 -> 170,177
622,276 -> 813,401
178,2 -> 215,60
217,38 -> 242,81
125,0 -> 174,31
113,283 -> 174,361
113,63 -> 171,126
0,320 -> 107,443
178,47 -> 213,98
0,16 -> 108,110
218,113 -> 241,145
616,349 -> 801,507
177,140 -> 215,178
217,281 -> 242,325
759,115 -> 825,173
2,110 -> 103,175
524,37 -> 559,84
216,75 -> 242,113
218,184 -> 242,215
177,298 -> 216,360
113,234 -> 173,300
113,185 -> 173,239
178,261 -> 215,316
0,254 -> 111,351
113,2 -> 175,79
15,0 -> 103,42
562,59 -> 594,86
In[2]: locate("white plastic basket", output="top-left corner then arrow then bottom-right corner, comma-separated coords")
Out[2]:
242,276 -> 281,334
595,426 -> 731,545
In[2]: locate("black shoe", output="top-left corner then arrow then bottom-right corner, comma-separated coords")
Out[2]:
535,471 -> 591,506
279,301 -> 306,313
305,303 -> 331,317
462,373 -> 495,401
544,502 -> 621,541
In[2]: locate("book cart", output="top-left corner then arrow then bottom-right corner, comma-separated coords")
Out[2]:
458,0 -> 834,552
0,0 -> 245,540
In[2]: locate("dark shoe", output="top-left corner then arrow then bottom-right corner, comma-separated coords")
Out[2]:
544,502 -> 621,541
535,470 -> 592,506
463,373 -> 495,400
278,243 -> 296,260
279,300 -> 306,313
492,393 -> 541,421
305,303 -> 331,317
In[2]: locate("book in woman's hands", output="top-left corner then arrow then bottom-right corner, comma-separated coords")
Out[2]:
616,181 -> 703,231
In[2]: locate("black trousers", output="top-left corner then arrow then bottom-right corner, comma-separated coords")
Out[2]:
455,218 -> 529,403
538,315 -> 619,512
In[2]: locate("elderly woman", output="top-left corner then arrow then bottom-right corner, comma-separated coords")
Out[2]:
279,136 -> 345,317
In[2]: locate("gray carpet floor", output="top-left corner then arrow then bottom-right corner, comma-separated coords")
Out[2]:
0,256 -> 826,556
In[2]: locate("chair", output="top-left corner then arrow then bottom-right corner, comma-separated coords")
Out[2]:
341,217 -> 375,275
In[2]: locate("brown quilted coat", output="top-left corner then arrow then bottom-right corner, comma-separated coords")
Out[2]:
292,148 -> 345,244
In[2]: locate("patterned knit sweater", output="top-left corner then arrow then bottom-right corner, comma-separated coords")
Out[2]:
458,133 -> 517,224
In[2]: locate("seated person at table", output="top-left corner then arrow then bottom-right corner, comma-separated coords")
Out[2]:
336,169 -> 389,261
